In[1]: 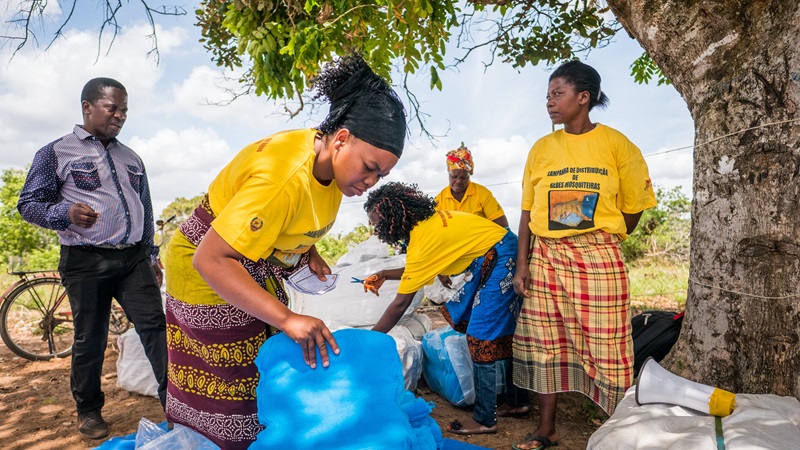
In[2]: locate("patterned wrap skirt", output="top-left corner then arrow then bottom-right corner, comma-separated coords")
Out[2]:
442,230 -> 521,363
164,198 -> 304,450
512,231 -> 633,415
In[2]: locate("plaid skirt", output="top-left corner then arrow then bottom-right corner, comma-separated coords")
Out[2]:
512,231 -> 633,415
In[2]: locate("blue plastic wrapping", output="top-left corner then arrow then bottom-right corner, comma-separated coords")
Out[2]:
421,326 -> 475,406
250,328 -> 441,450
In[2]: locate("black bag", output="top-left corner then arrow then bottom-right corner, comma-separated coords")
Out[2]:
631,310 -> 684,377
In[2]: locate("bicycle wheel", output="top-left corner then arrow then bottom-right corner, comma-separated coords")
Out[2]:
108,301 -> 131,335
0,277 -> 74,360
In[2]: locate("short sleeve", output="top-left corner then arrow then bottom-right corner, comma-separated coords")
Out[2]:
616,139 -> 657,214
520,144 -> 537,211
211,176 -> 292,261
477,185 -> 505,221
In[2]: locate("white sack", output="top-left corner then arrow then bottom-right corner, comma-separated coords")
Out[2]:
588,387 -> 800,449
334,235 -> 389,267
397,312 -> 433,341
423,273 -> 470,305
116,329 -> 159,398
387,324 -> 424,392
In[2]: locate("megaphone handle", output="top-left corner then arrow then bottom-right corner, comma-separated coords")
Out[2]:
715,416 -> 725,450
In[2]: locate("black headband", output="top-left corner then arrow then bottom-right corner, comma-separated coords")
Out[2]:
320,68 -> 406,157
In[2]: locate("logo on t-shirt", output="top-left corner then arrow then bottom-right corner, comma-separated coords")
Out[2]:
255,138 -> 272,152
250,217 -> 264,231
548,191 -> 598,230
304,221 -> 334,239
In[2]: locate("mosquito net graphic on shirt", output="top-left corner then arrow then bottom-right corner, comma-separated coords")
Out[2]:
548,190 -> 598,230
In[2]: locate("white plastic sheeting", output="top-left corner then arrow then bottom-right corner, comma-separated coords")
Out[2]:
588,386 -> 800,449
288,238 -> 423,330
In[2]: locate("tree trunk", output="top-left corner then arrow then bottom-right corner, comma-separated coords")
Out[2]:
607,0 -> 800,397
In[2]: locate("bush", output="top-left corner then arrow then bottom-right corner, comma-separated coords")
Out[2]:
0,168 -> 61,271
622,186 -> 690,263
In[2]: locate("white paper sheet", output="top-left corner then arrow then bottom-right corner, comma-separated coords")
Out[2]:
285,265 -> 338,295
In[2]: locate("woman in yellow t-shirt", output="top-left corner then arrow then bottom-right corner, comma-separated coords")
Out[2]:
434,143 -> 509,227
434,143 -> 509,290
163,54 -> 407,450
363,182 -> 529,437
511,61 -> 657,450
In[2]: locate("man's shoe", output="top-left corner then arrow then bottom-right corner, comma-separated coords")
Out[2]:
77,409 -> 109,439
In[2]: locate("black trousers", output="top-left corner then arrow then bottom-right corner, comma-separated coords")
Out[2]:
59,244 -> 168,413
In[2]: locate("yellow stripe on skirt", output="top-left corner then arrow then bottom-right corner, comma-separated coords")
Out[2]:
512,231 -> 633,415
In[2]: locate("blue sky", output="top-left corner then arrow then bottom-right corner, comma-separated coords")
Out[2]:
0,4 -> 695,235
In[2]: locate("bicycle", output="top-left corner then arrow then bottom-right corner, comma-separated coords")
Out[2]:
0,217 -> 174,361
0,271 -> 131,361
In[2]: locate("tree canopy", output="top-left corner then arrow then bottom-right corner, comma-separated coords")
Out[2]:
196,0 -> 618,99
5,1 -> 660,117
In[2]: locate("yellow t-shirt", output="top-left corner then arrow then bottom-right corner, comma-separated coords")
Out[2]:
208,129 -> 343,265
434,182 -> 505,221
398,211 -> 507,294
521,124 -> 657,239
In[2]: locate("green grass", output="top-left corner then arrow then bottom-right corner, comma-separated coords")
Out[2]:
627,258 -> 688,310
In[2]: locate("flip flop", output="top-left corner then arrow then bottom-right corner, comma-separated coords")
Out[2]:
447,419 -> 498,435
511,434 -> 559,450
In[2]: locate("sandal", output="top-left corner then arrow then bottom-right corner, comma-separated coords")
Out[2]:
447,419 -> 498,435
512,434 -> 559,450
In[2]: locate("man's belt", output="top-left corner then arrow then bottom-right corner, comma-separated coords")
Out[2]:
93,242 -> 138,250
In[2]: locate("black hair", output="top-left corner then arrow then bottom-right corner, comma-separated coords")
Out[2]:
81,77 -> 126,104
310,53 -> 371,104
310,53 -> 407,157
550,60 -> 609,110
363,182 -> 437,246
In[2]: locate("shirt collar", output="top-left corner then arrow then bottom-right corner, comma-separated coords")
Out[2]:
446,181 -> 476,200
73,124 -> 118,145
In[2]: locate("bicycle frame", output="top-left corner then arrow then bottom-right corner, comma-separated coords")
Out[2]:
1,271 -> 60,305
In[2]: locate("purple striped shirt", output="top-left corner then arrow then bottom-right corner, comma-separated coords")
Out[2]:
17,125 -> 158,262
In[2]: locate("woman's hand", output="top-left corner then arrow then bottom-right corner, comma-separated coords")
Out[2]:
281,313 -> 339,368
513,264 -> 531,298
437,274 -> 452,289
307,245 -> 332,281
194,230 -> 337,368
363,271 -> 386,296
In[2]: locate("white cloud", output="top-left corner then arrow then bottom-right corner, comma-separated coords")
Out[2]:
0,24 -> 188,167
128,127 -> 233,215
170,65 -> 283,128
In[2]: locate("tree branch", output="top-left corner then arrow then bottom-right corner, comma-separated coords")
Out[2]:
1,0 -> 186,63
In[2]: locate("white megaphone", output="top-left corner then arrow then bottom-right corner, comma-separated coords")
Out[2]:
635,356 -> 736,417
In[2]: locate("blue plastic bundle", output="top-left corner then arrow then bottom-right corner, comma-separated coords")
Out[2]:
421,326 -> 475,407
251,328 -> 441,450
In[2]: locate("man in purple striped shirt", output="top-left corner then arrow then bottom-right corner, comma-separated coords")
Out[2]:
17,77 -> 167,440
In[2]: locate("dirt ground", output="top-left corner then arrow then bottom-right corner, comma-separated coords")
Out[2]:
0,308 -> 609,450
